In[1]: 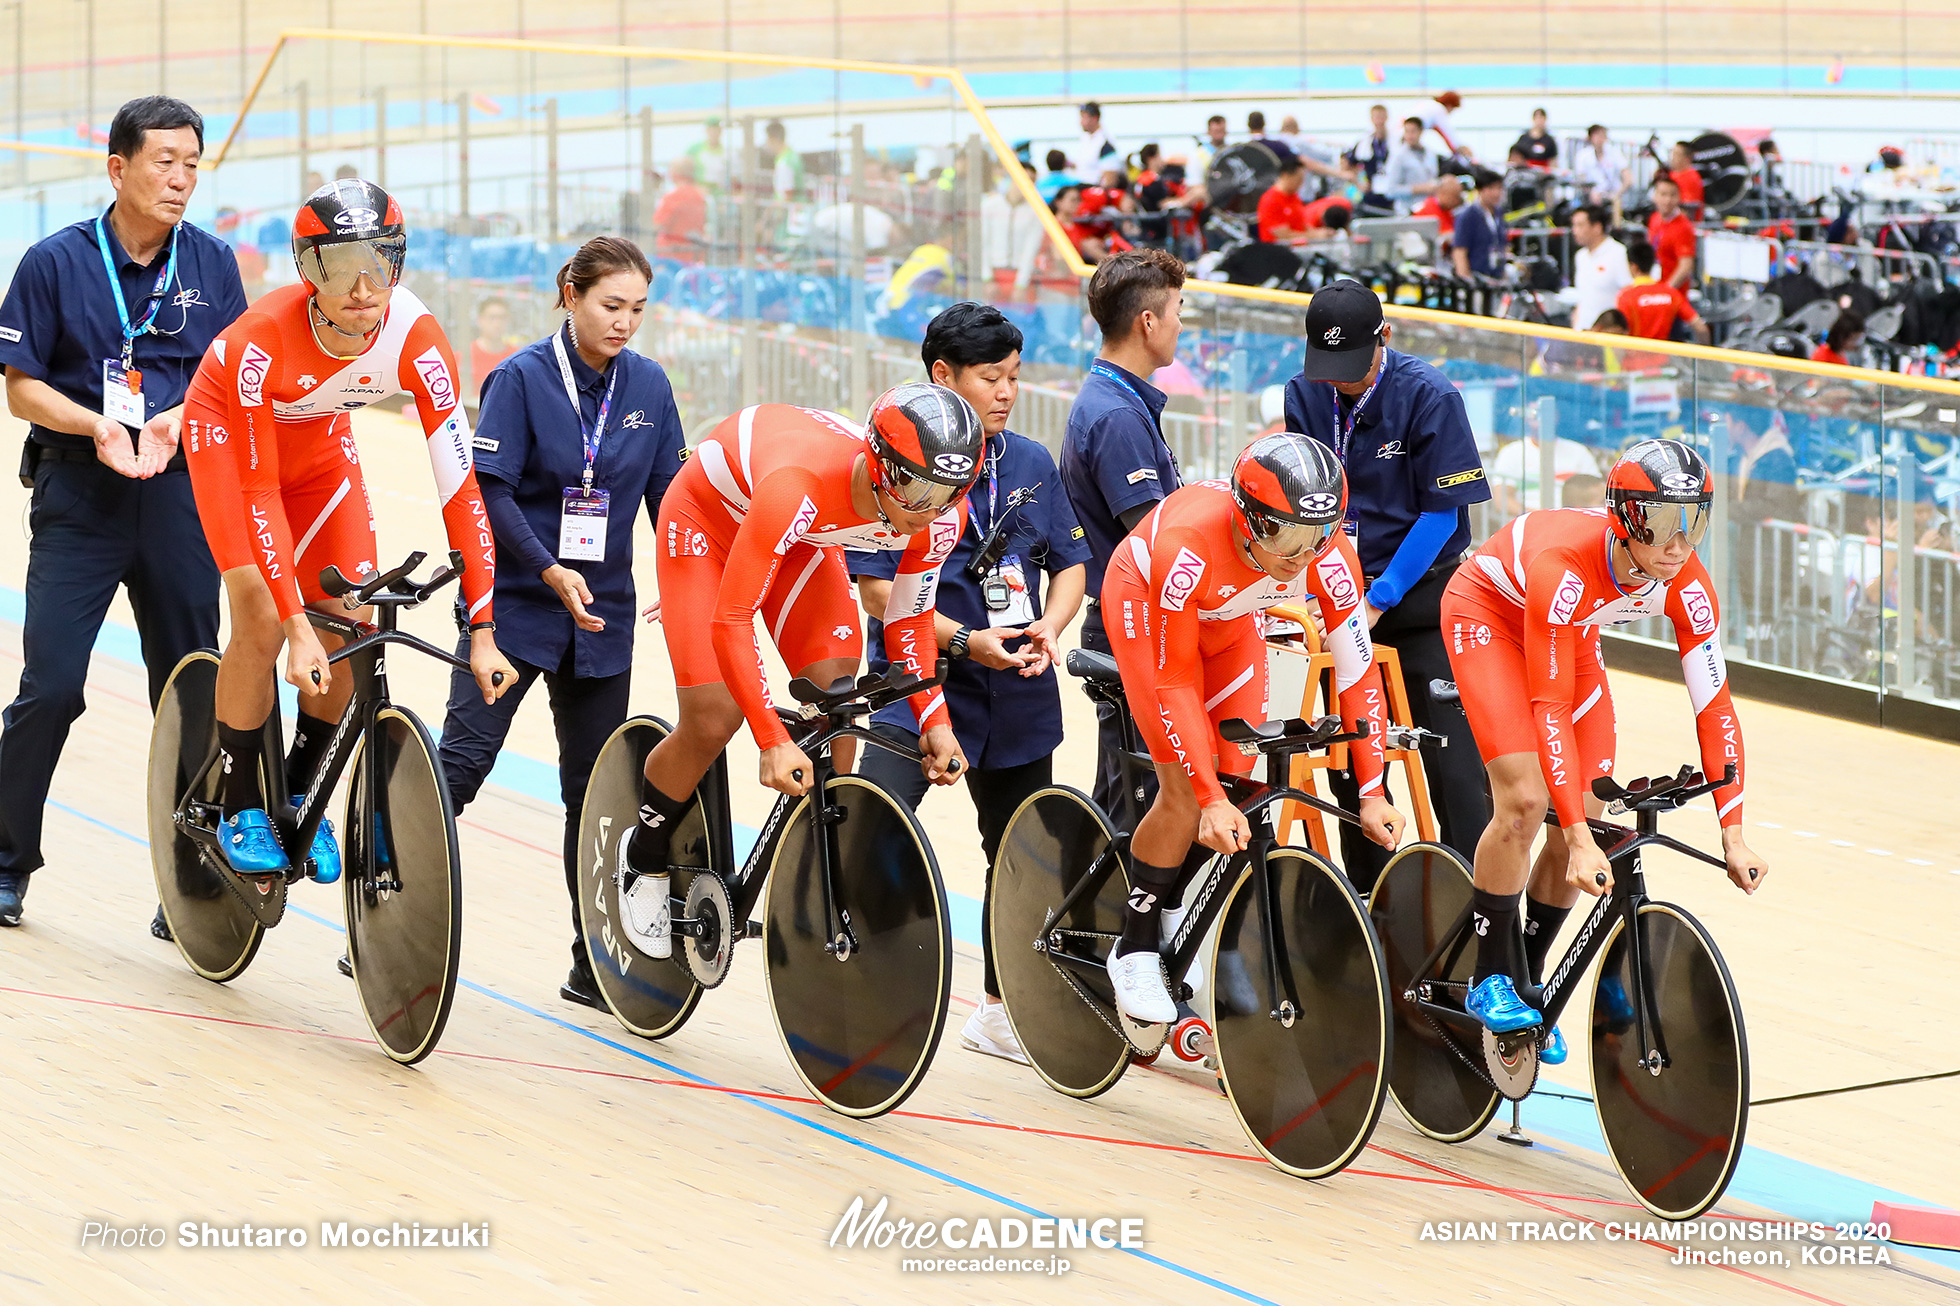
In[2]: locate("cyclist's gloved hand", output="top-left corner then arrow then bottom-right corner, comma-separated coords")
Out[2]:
919,724 -> 965,787
761,741 -> 816,797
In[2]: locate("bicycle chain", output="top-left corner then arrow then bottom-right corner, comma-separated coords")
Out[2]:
1050,927 -> 1165,1057
1410,987 -> 1498,1092
204,845 -> 289,929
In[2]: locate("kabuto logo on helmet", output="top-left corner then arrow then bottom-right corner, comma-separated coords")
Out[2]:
1660,470 -> 1702,493
1300,491 -> 1341,515
933,452 -> 974,476
334,206 -> 380,230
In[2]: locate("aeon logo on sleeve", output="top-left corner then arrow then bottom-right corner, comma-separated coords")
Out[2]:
1548,569 -> 1586,624
1159,547 -> 1206,612
776,496 -> 819,555
414,348 -> 457,413
1315,551 -> 1358,610
1679,579 -> 1717,636
236,342 -> 271,408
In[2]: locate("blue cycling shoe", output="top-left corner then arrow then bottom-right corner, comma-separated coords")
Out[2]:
294,797 -> 341,885
1598,975 -> 1637,1026
1541,1026 -> 1568,1065
1466,974 -> 1544,1034
217,809 -> 291,875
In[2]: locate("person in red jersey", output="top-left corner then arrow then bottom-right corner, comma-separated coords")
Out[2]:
615,386 -> 985,950
1100,433 -> 1403,1024
1439,439 -> 1769,1057
181,180 -> 515,877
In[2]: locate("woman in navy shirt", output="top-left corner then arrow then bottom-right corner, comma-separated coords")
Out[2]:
434,236 -> 684,1008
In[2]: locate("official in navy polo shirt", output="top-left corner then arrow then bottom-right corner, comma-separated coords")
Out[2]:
1059,248 -> 1186,823
1282,280 -> 1492,888
432,237 -> 682,1008
0,97 -> 246,930
849,303 -> 1088,1066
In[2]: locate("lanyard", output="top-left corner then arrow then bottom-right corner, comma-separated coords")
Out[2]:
552,327 -> 618,490
1090,360 -> 1179,478
1327,361 -> 1385,462
95,214 -> 178,370
970,435 -> 1004,538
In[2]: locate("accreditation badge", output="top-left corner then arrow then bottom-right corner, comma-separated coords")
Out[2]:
558,486 -> 610,561
102,360 -> 145,426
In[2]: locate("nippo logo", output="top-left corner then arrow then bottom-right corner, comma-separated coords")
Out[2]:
1316,551 -> 1358,610
1548,568 -> 1586,624
1159,547 -> 1206,611
414,348 -> 457,413
1680,579 -> 1717,635
236,342 -> 271,407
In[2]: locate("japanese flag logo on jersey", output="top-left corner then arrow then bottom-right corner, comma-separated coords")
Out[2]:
1679,579 -> 1717,636
1548,569 -> 1586,624
776,495 -> 819,555
1315,550 -> 1359,611
414,348 -> 457,413
1160,547 -> 1206,612
236,342 -> 271,408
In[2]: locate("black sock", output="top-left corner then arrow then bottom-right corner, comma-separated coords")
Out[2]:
1117,856 -> 1180,957
1522,896 -> 1572,987
217,721 -> 267,819
625,776 -> 691,877
1470,887 -> 1524,986
286,710 -> 335,799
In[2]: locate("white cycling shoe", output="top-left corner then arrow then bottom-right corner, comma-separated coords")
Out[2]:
959,1000 -> 1028,1065
1106,947 -> 1178,1026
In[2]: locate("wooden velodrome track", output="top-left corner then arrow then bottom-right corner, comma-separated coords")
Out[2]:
2,403 -> 1958,1305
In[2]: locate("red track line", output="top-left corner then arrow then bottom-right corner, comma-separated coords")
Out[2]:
1261,1060 -> 1374,1148
2,976 -> 1739,1215
1641,1132 -> 1729,1200
458,815 -> 561,859
372,981 -> 443,1033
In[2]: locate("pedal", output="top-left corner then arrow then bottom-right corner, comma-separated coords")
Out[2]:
1482,1027 -> 1540,1102
1118,1010 -> 1171,1060
746,919 -> 763,939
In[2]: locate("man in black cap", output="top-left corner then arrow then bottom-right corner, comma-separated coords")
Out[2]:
1282,280 -> 1492,890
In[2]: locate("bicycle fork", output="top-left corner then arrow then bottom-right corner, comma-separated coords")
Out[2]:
812,751 -> 859,962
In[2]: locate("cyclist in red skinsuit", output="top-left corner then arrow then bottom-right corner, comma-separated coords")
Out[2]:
619,388 -> 984,919
181,180 -> 514,877
1101,434 -> 1404,1026
1439,439 -> 1769,1046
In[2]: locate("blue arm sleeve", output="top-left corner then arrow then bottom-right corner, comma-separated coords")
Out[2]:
1365,509 -> 1457,610
481,474 -> 558,578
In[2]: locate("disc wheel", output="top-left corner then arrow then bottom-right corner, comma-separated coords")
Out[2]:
575,717 -> 708,1039
762,774 -> 950,1119
343,708 -> 462,1066
148,651 -> 265,982
1592,901 -> 1748,1220
1370,843 -> 1501,1143
990,787 -> 1132,1098
1213,846 -> 1391,1179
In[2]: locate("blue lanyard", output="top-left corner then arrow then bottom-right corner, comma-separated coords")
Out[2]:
95,213 -> 178,370
552,327 -> 619,490
1327,363 -> 1384,462
971,435 -> 1004,539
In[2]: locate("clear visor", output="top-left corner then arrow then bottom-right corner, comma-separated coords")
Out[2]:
298,236 -> 407,295
879,457 -> 970,514
1245,513 -> 1334,561
1623,497 -> 1711,548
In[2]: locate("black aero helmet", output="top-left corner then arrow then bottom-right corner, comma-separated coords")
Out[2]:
1231,433 -> 1347,560
865,382 -> 985,512
1606,438 -> 1712,548
292,178 -> 407,295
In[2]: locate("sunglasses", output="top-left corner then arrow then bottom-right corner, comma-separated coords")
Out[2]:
299,236 -> 407,296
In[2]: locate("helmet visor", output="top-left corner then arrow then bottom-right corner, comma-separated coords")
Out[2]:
1245,512 -> 1334,561
878,457 -> 970,513
299,236 -> 407,295
1622,497 -> 1711,548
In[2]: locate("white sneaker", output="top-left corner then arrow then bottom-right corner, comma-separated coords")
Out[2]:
959,1001 -> 1028,1065
1106,948 -> 1178,1025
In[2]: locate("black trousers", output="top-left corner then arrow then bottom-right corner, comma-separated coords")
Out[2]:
436,638 -> 632,971
1325,564 -> 1490,894
0,458 -> 219,875
857,721 -> 1052,998
1080,610 -> 1156,832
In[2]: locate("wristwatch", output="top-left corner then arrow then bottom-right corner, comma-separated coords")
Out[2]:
468,620 -> 497,633
947,625 -> 973,662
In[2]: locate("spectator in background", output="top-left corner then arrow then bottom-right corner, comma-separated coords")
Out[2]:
686,117 -> 731,193
470,296 -> 521,405
1076,101 -> 1117,175
1511,108 -> 1557,168
1590,307 -> 1628,334
1757,137 -> 1785,193
1569,203 -> 1632,335
1246,111 -> 1297,166
652,155 -> 708,263
1420,91 -> 1471,167
1646,173 -> 1697,289
1278,115 -> 1348,192
1346,103 -> 1393,186
1451,169 -> 1508,280
1301,194 -> 1353,237
302,169 -> 325,197
1136,159 -> 1201,259
1813,311 -> 1866,367
1381,116 -> 1439,207
333,162 -> 360,182
1665,141 -> 1705,216
1191,114 -> 1229,181
1414,174 -> 1463,248
1617,240 -> 1709,343
1051,185 -> 1110,263
1256,156 -> 1310,243
1574,124 -> 1629,206
764,120 -> 806,202
1490,427 -> 1602,517
1561,473 -> 1607,508
1038,148 -> 1078,202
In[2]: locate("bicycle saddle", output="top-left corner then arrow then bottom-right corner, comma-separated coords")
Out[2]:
1065,649 -> 1121,684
